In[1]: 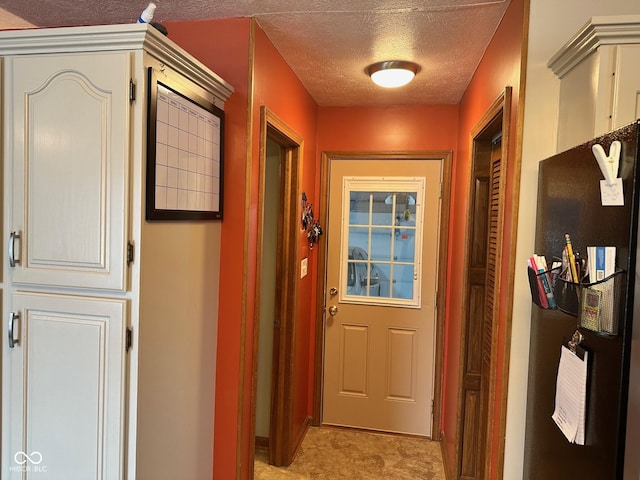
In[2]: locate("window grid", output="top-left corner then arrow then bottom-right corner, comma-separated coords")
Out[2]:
341,177 -> 424,308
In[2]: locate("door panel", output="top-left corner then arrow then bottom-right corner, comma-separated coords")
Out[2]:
6,52 -> 129,291
340,324 -> 369,395
323,159 -> 441,436
612,45 -> 640,130
387,328 -> 417,400
459,138 -> 502,480
4,292 -> 126,480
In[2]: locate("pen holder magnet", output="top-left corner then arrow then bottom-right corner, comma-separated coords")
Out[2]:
554,271 -> 624,336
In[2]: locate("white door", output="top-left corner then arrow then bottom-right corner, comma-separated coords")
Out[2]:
323,159 -> 441,436
4,52 -> 130,291
3,292 -> 127,480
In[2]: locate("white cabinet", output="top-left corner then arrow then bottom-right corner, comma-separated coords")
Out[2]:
5,52 -> 130,291
1,24 -> 233,480
5,293 -> 126,480
548,15 -> 640,151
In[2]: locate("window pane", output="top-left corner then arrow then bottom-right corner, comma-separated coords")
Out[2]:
394,228 -> 415,263
372,192 -> 394,226
394,192 -> 417,227
348,226 -> 369,252
349,191 -> 370,225
370,227 -> 391,262
374,263 -> 391,298
392,264 -> 414,300
346,260 -> 368,296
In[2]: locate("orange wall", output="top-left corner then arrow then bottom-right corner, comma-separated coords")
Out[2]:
443,0 -> 526,476
168,18 -> 319,479
247,21 -> 319,479
317,105 -> 459,152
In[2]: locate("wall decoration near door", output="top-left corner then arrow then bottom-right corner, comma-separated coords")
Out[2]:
146,67 -> 225,221
301,191 -> 323,248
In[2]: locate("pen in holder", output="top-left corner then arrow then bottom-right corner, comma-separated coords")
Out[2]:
528,264 -> 560,310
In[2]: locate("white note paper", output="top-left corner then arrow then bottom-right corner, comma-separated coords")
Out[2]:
600,178 -> 624,206
552,345 -> 588,445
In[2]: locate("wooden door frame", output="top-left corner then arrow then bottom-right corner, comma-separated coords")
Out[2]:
312,151 -> 452,440
456,87 -> 512,480
249,106 -> 303,473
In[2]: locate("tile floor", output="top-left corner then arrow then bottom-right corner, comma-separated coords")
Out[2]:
254,426 -> 446,480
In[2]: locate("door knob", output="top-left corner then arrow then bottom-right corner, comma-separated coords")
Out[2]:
328,305 -> 338,316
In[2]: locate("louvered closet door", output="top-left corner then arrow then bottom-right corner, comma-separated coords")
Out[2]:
459,138 -> 503,480
478,149 -> 503,474
5,52 -> 130,291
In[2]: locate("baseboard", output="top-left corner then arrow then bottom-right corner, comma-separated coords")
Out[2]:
291,416 -> 311,460
255,436 -> 269,450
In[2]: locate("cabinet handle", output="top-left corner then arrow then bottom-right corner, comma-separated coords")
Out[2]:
8,231 -> 21,267
8,312 -> 19,349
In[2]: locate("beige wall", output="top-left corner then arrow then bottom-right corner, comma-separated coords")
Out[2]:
507,1 -> 640,478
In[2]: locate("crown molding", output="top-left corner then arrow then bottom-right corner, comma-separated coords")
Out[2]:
0,23 -> 233,101
548,15 -> 640,78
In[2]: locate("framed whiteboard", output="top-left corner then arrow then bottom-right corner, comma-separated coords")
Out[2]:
146,67 -> 224,221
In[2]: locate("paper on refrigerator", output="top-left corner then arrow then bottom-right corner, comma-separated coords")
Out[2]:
552,345 -> 588,445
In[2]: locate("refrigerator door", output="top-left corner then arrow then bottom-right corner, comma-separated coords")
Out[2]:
625,235 -> 640,477
524,121 -> 640,479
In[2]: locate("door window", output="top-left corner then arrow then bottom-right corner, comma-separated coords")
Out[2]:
340,177 -> 425,307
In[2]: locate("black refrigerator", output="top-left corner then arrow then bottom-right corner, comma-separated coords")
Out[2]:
524,121 -> 640,479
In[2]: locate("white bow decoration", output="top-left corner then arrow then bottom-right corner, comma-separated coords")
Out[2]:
592,141 -> 621,186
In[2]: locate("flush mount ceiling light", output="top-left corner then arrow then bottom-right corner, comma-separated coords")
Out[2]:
366,60 -> 420,88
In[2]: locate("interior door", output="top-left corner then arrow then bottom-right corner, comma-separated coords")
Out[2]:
458,136 -> 502,480
323,158 -> 441,436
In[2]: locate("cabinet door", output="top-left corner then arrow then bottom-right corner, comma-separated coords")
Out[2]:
3,292 -> 127,480
5,52 -> 130,291
612,45 -> 640,130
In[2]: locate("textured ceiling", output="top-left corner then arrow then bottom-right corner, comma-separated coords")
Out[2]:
0,0 -> 511,106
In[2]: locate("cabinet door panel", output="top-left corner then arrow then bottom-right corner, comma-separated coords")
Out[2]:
612,45 -> 640,130
6,52 -> 130,291
3,292 -> 126,480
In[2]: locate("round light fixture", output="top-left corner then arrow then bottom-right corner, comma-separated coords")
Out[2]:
366,60 -> 420,88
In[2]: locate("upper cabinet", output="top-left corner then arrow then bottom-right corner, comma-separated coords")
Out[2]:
0,24 -> 233,292
5,51 -> 131,291
549,15 -> 640,151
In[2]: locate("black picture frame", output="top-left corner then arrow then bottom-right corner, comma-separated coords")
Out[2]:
146,67 -> 224,221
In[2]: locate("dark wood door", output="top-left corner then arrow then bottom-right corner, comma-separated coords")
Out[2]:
458,138 -> 502,480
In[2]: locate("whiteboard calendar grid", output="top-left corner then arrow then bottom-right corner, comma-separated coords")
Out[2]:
154,83 -> 221,213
